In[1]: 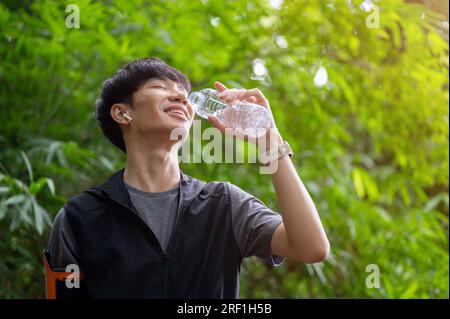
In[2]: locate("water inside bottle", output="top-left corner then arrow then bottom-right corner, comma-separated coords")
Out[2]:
188,89 -> 227,119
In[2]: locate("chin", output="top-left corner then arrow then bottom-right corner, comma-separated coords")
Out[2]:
168,125 -> 189,143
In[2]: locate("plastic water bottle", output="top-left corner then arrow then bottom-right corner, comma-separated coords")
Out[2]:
188,88 -> 271,138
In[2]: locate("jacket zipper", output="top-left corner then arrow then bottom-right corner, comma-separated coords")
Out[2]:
162,181 -> 184,297
89,182 -> 184,298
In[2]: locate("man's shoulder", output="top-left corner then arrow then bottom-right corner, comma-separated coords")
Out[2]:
185,173 -> 248,199
206,180 -> 250,198
200,179 -> 233,198
64,187 -> 107,215
198,180 -> 253,202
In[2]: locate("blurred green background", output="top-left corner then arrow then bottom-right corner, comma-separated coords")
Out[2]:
0,0 -> 448,298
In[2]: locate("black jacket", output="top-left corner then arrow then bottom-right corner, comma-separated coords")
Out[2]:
47,169 -> 283,298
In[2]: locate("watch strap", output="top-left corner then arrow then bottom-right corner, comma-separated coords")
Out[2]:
259,141 -> 293,166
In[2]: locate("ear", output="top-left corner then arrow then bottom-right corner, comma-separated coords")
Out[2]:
111,103 -> 132,125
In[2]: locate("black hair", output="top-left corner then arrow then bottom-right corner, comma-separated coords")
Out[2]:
95,57 -> 191,153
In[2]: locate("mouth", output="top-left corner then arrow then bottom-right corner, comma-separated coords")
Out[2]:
163,105 -> 189,121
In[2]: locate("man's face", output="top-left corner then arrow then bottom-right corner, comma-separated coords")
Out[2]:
129,78 -> 194,140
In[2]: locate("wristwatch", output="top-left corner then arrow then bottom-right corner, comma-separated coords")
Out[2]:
259,141 -> 293,166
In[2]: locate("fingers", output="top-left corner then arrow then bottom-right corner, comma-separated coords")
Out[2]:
214,82 -> 237,103
207,114 -> 226,133
240,88 -> 268,103
218,88 -> 247,104
215,85 -> 266,104
214,83 -> 269,110
214,81 -> 228,92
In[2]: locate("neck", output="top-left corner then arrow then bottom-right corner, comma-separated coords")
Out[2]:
123,135 -> 181,193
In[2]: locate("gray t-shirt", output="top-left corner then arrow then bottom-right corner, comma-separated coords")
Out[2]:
124,182 -> 179,253
48,181 -> 285,269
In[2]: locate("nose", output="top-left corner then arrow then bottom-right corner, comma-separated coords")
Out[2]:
168,89 -> 188,105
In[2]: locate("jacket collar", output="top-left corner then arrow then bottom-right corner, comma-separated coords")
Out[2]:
93,168 -> 204,209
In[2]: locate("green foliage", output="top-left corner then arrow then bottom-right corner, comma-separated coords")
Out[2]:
0,0 -> 448,298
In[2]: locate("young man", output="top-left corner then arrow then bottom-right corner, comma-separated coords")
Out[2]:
46,57 -> 329,298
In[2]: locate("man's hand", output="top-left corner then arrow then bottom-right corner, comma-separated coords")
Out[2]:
207,81 -> 282,152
